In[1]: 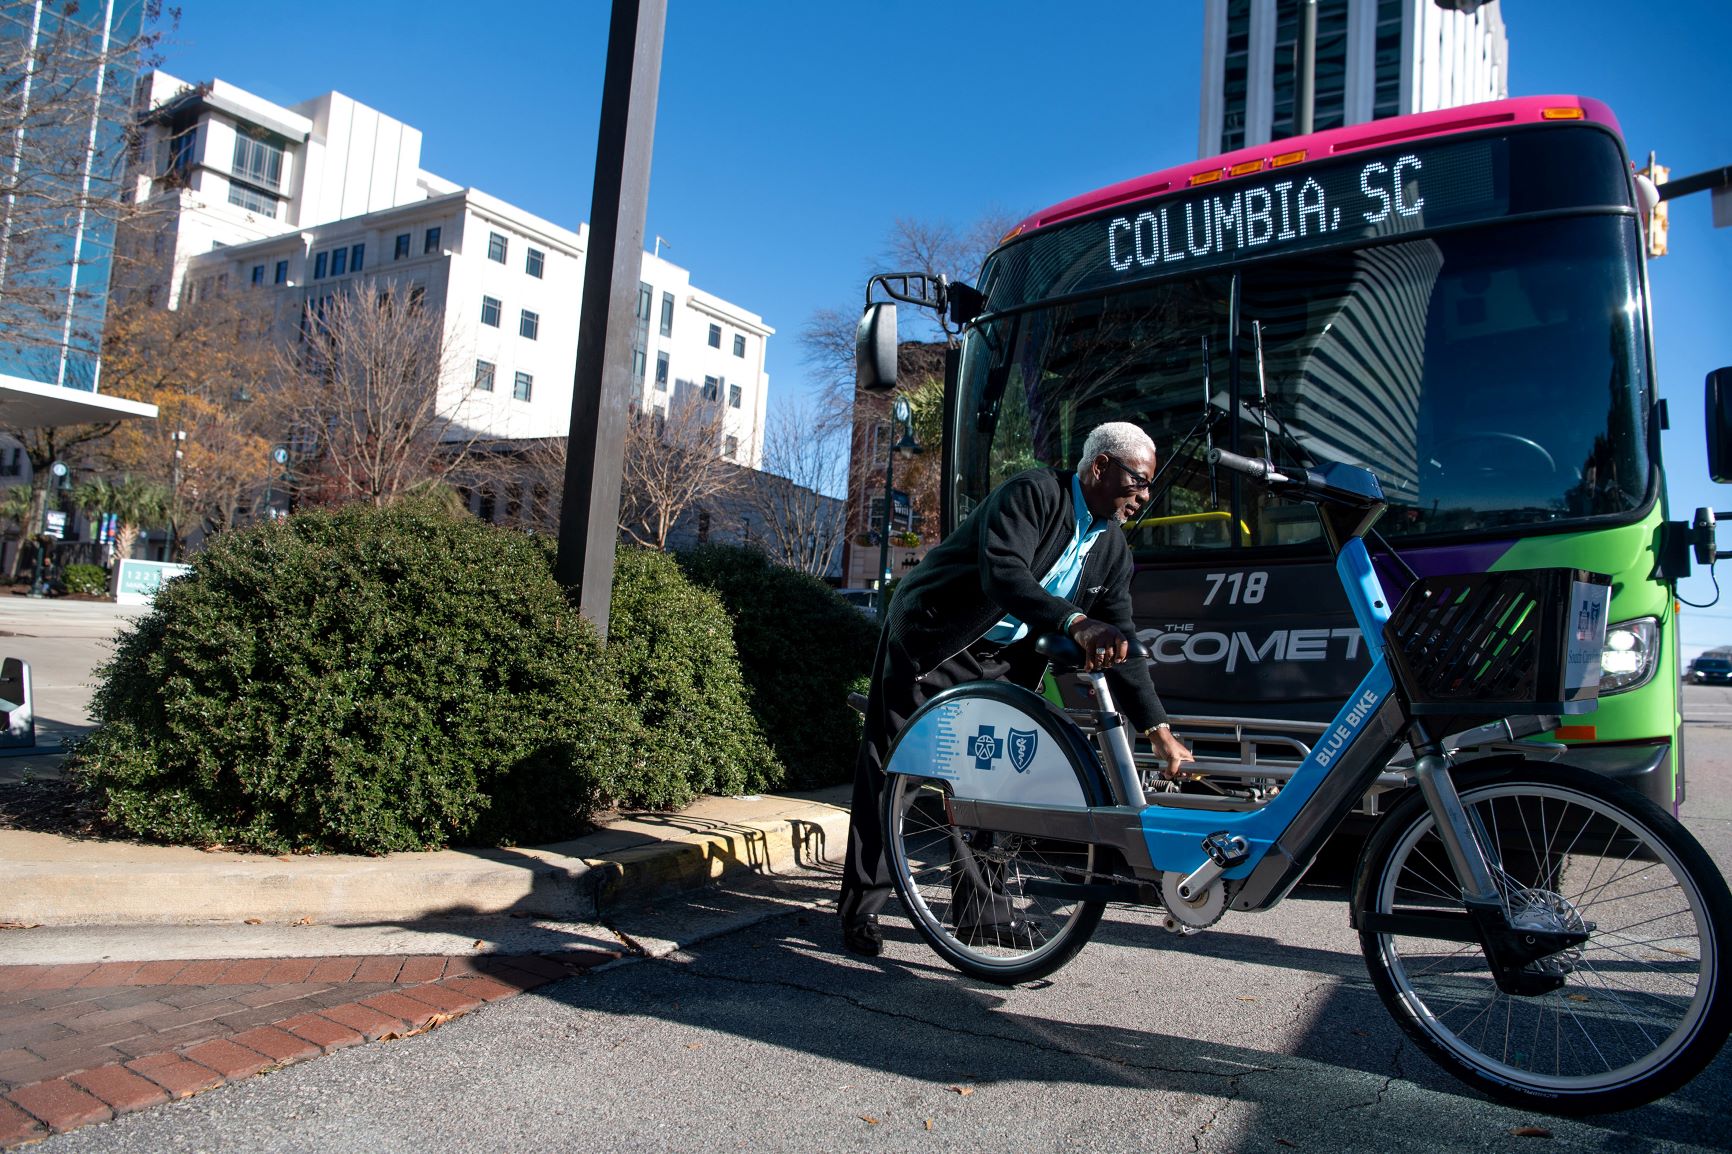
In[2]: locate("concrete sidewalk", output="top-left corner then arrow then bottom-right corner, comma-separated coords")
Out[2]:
0,786 -> 853,1148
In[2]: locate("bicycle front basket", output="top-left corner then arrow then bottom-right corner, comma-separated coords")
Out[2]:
1383,568 -> 1611,716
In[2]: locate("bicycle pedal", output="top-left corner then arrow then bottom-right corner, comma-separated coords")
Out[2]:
1201,830 -> 1250,868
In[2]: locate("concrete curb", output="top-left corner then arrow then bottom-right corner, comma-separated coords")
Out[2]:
0,787 -> 852,928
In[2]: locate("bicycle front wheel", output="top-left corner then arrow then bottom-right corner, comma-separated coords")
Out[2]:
883,774 -> 1103,984
1354,764 -> 1732,1114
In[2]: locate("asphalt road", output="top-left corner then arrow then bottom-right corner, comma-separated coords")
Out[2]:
26,684 -> 1732,1153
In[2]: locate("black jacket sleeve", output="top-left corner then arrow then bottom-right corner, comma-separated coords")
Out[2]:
1092,536 -> 1169,732
976,471 -> 1078,636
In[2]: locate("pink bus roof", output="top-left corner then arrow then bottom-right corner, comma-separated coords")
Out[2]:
1011,96 -> 1622,239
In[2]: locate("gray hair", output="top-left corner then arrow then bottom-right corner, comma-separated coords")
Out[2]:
1076,422 -> 1155,472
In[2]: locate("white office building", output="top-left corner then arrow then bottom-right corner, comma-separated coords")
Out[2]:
1199,0 -> 1509,156
118,72 -> 771,466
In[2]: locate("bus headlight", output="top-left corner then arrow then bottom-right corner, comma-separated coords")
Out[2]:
1600,617 -> 1659,695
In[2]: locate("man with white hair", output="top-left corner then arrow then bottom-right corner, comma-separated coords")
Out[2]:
840,421 -> 1193,956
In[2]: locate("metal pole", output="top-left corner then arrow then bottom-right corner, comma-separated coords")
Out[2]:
877,427 -> 895,617
1296,0 -> 1317,137
554,0 -> 667,642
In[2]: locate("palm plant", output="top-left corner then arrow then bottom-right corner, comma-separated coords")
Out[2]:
71,476 -> 171,575
0,485 -> 31,581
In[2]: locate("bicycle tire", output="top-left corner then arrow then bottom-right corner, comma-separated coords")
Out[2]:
1353,763 -> 1732,1114
883,773 -> 1104,984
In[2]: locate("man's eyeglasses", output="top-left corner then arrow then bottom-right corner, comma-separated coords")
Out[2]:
1104,455 -> 1152,492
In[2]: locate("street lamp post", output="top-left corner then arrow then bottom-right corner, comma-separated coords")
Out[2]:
876,395 -> 921,616
263,445 -> 289,521
167,429 -> 185,560
28,461 -> 68,598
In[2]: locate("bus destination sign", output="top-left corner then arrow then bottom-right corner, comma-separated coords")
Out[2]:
980,135 -> 1527,309
1102,140 -> 1497,280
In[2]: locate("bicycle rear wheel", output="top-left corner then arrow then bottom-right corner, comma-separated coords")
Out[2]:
883,773 -> 1103,984
1354,764 -> 1732,1114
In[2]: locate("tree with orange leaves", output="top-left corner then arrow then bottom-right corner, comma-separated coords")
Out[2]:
95,293 -> 280,557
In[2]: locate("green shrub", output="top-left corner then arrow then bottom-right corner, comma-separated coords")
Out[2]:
59,563 -> 108,597
677,545 -> 877,789
73,499 -> 633,854
605,546 -> 781,807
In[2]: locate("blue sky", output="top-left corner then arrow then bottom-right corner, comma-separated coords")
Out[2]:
160,1 -> 1732,651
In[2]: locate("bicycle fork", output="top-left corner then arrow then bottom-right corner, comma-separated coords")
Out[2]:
1404,724 -> 1590,996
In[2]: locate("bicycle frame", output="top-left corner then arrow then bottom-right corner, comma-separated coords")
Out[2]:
885,458 -> 1524,919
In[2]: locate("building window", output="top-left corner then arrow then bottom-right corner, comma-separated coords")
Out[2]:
729,383 -> 742,409
631,348 -> 646,382
526,247 -> 544,278
655,351 -> 669,391
332,248 -> 349,277
251,264 -> 264,285
487,231 -> 508,263
659,291 -> 674,337
733,334 -> 745,357
424,226 -> 442,254
231,133 -> 283,190
165,126 -> 197,178
519,309 -> 539,340
513,371 -> 533,401
313,251 -> 328,279
708,323 -> 721,348
703,375 -> 720,401
636,282 -> 653,321
273,260 -> 287,284
481,295 -> 501,327
226,184 -> 278,218
350,243 -> 364,273
724,435 -> 738,459
474,359 -> 495,392
394,233 -> 410,260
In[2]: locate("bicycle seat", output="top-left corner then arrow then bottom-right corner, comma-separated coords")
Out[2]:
1036,633 -> 1152,670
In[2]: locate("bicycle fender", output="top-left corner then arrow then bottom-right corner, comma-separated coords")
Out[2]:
884,679 -> 1109,807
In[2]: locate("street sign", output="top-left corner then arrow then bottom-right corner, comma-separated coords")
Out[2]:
42,511 -> 65,539
114,559 -> 192,605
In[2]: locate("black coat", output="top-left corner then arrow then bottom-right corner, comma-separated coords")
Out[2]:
883,466 -> 1168,730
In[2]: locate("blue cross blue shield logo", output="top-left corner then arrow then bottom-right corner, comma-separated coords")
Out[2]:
1007,728 -> 1038,773
967,725 -> 1002,771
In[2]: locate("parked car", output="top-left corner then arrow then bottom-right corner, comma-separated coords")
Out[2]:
835,588 -> 880,620
1691,655 -> 1732,684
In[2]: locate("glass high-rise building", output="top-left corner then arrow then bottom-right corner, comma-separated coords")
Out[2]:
0,0 -> 156,424
1200,0 -> 1508,157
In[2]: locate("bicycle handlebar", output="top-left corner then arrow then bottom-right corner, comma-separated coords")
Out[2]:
1206,447 -> 1386,511
1206,448 -> 1288,484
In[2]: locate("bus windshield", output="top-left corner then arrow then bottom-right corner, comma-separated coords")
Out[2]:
954,212 -> 1652,550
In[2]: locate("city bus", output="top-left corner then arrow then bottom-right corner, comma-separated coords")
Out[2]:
864,95 -> 1727,816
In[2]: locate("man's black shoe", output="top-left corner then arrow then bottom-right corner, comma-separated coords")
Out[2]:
956,919 -> 1047,949
842,914 -> 884,956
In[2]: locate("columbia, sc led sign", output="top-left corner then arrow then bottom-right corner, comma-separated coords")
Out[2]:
1106,154 -> 1427,273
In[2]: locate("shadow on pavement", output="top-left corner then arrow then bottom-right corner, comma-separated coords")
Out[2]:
514,904 -> 1732,1153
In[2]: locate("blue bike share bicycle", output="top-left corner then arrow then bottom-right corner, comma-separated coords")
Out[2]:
880,449 -> 1732,1114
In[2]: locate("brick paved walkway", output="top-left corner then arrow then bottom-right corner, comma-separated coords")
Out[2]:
0,949 -> 620,1147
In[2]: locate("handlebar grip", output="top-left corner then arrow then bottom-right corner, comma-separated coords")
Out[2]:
1206,447 -> 1284,483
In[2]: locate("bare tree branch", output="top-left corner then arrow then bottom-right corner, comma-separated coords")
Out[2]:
745,400 -> 848,575
0,1 -> 171,360
619,396 -> 744,550
266,279 -> 477,507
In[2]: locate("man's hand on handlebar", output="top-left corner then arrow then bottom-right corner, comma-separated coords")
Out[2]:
1067,616 -> 1129,672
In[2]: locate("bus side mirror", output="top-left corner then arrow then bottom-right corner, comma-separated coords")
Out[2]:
856,302 -> 898,392
1707,367 -> 1732,482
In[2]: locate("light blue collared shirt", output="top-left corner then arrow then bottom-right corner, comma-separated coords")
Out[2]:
982,472 -> 1110,645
